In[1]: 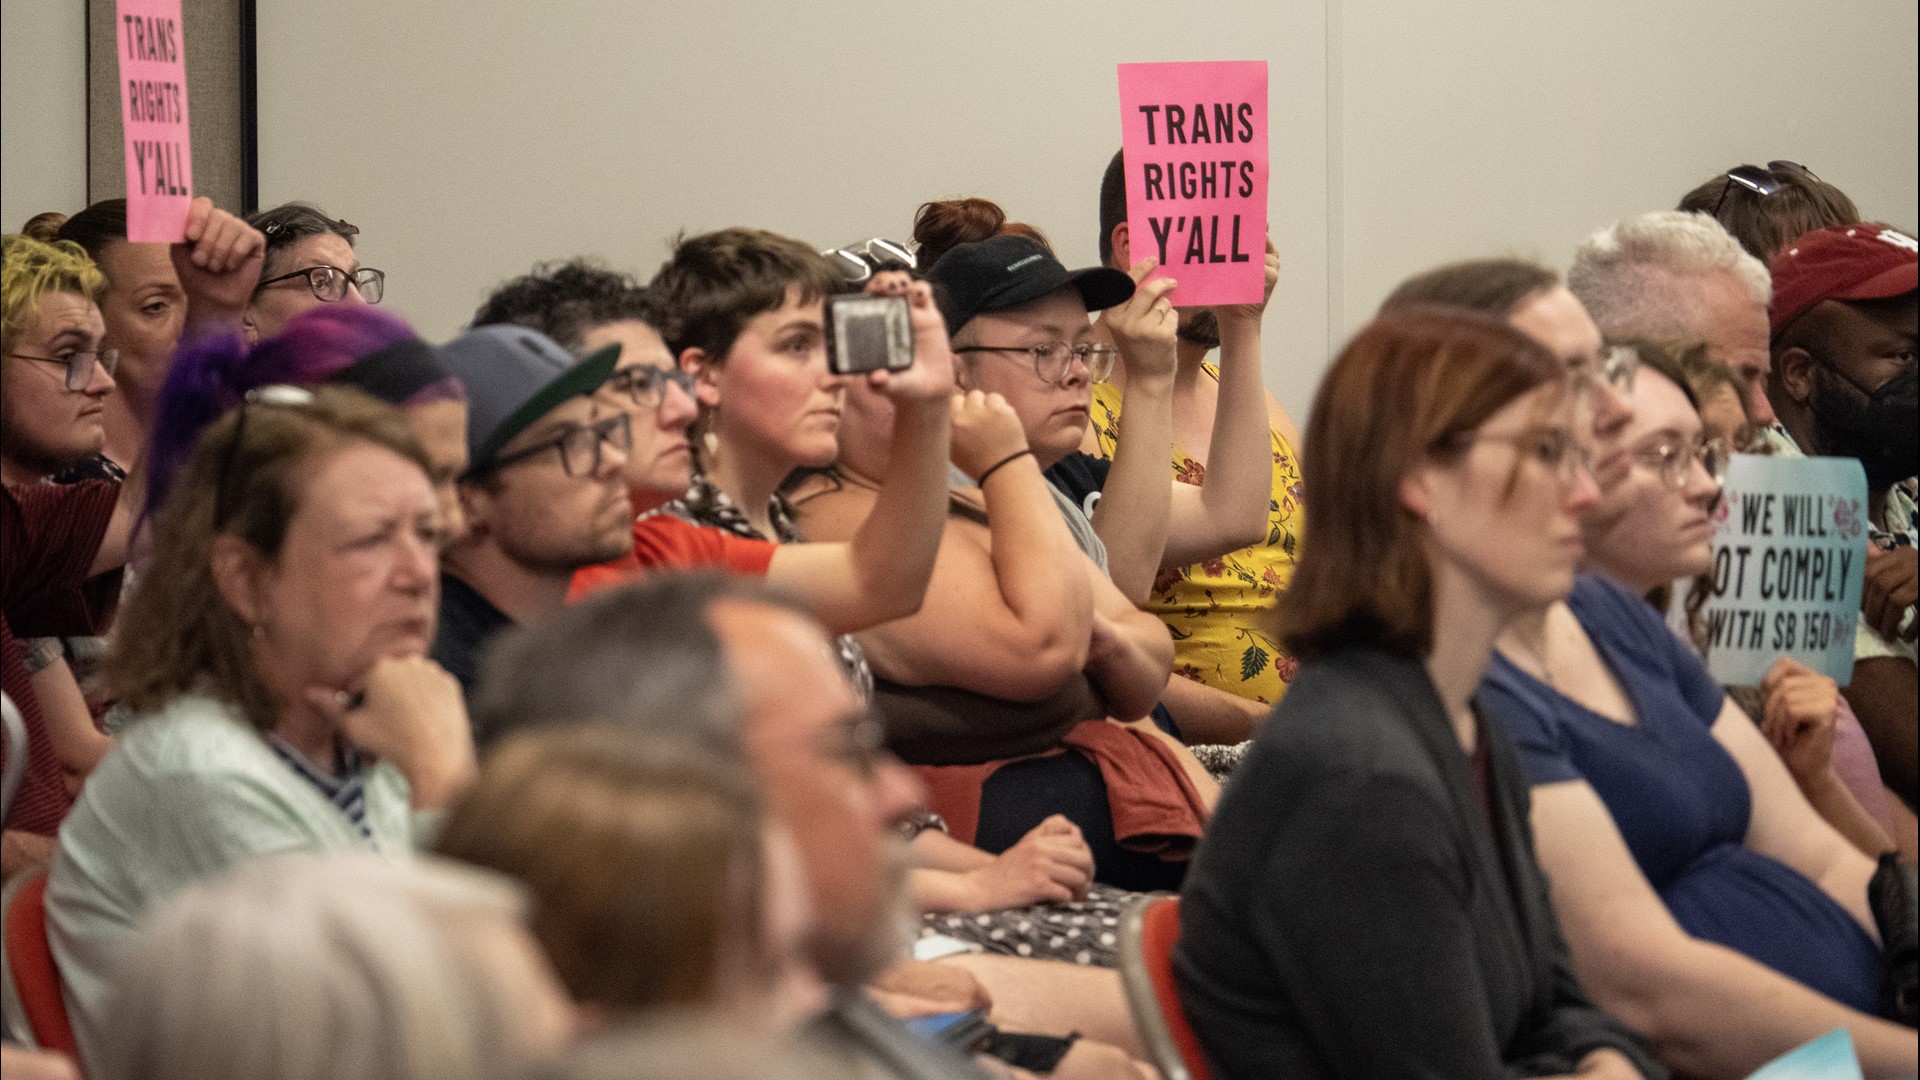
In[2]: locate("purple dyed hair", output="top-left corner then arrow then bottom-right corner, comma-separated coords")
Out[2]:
143,305 -> 463,526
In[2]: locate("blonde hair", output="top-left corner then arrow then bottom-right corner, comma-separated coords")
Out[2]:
1,232 -> 104,356
94,853 -> 557,1080
1568,211 -> 1770,343
436,726 -> 771,1015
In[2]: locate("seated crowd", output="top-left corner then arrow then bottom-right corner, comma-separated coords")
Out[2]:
0,153 -> 1913,1080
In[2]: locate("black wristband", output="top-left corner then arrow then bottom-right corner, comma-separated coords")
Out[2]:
975,449 -> 1034,487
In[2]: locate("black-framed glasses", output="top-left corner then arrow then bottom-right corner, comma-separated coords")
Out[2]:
822,238 -> 918,284
253,264 -> 386,304
603,365 -> 698,411
8,348 -> 120,391
1632,435 -> 1731,491
953,341 -> 1118,386
1568,344 -> 1638,397
1712,160 -> 1819,219
485,412 -> 632,479
215,385 -> 318,527
1456,427 -> 1596,488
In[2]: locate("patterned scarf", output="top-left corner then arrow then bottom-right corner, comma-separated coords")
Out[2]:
664,472 -> 875,702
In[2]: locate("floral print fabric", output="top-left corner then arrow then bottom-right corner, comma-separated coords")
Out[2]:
1089,364 -> 1303,705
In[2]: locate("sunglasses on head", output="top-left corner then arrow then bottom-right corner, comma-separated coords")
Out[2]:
1712,161 -> 1819,218
822,238 -> 918,285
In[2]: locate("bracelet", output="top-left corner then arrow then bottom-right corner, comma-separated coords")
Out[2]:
975,449 -> 1034,487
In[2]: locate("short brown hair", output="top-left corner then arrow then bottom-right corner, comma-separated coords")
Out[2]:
435,726 -> 769,1015
1281,308 -> 1565,661
110,386 -> 429,728
1379,258 -> 1558,319
1678,168 -> 1860,262
648,228 -> 838,362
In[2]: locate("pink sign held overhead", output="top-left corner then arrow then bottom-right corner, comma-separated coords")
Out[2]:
116,0 -> 192,242
1116,61 -> 1268,307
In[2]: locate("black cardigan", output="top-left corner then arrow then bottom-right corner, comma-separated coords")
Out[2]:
1174,648 -> 1664,1079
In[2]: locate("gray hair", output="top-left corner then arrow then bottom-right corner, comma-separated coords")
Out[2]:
93,853 -> 558,1080
1568,211 -> 1771,342
470,572 -> 804,753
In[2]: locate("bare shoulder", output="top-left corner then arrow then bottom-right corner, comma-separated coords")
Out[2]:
786,476 -> 874,542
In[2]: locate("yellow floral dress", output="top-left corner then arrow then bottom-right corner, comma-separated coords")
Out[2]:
1090,364 -> 1304,704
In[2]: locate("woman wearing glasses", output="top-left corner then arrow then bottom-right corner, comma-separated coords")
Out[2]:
794,235 -> 1210,903
1479,345 -> 1917,1076
47,386 -> 477,1070
2,234 -> 142,871
1177,309 -> 1659,1080
243,202 -> 385,342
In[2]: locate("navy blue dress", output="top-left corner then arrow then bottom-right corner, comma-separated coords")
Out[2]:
1477,575 -> 1882,1014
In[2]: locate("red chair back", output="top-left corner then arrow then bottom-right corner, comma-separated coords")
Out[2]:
3,872 -> 82,1064
1118,894 -> 1213,1080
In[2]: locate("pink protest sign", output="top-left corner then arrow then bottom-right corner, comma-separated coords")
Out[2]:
1116,61 -> 1268,306
116,0 -> 192,242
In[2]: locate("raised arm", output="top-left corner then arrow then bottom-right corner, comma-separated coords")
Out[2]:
171,197 -> 265,345
1084,560 -> 1174,723
1527,778 -> 1916,1079
1161,239 -> 1280,568
792,394 -> 1094,701
764,280 -> 956,634
1083,260 -> 1179,603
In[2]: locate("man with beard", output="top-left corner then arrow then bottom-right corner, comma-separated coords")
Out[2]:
1050,151 -> 1300,747
469,575 -> 1155,1079
1768,223 -> 1918,804
431,324 -> 631,696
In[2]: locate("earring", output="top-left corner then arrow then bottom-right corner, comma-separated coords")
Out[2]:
702,430 -> 720,458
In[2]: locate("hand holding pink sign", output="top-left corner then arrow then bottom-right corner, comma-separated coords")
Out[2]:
1116,61 -> 1268,307
117,0 -> 192,242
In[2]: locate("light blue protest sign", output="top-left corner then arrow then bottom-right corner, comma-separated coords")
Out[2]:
1702,454 -> 1869,687
1744,1028 -> 1861,1079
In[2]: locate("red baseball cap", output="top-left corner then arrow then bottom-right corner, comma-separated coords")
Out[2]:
1769,224 -> 1919,338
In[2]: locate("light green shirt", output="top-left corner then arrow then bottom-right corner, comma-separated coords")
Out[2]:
46,693 -> 432,1067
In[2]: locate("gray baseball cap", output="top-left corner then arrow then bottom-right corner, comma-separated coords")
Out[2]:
439,325 -> 621,471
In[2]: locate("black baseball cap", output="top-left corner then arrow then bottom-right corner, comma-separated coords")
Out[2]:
925,236 -> 1135,335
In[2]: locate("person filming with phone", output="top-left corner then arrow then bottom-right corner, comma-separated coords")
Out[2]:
570,229 -> 959,701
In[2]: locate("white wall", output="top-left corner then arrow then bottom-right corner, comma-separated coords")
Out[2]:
250,2 -> 1918,421
2,0 -> 88,231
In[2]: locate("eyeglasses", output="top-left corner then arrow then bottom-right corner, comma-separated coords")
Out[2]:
8,348 -> 120,390
1631,435 -> 1731,491
821,238 -> 918,284
253,264 -> 386,304
214,385 -> 318,527
1567,344 -> 1638,397
953,341 -> 1118,386
603,365 -> 698,411
1712,160 -> 1818,219
485,412 -> 632,479
1456,427 -> 1596,488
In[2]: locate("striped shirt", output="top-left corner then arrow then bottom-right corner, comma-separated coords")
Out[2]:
266,733 -> 372,838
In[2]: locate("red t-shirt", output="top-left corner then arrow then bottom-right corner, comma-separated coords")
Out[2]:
570,513 -> 777,601
2,480 -> 121,835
